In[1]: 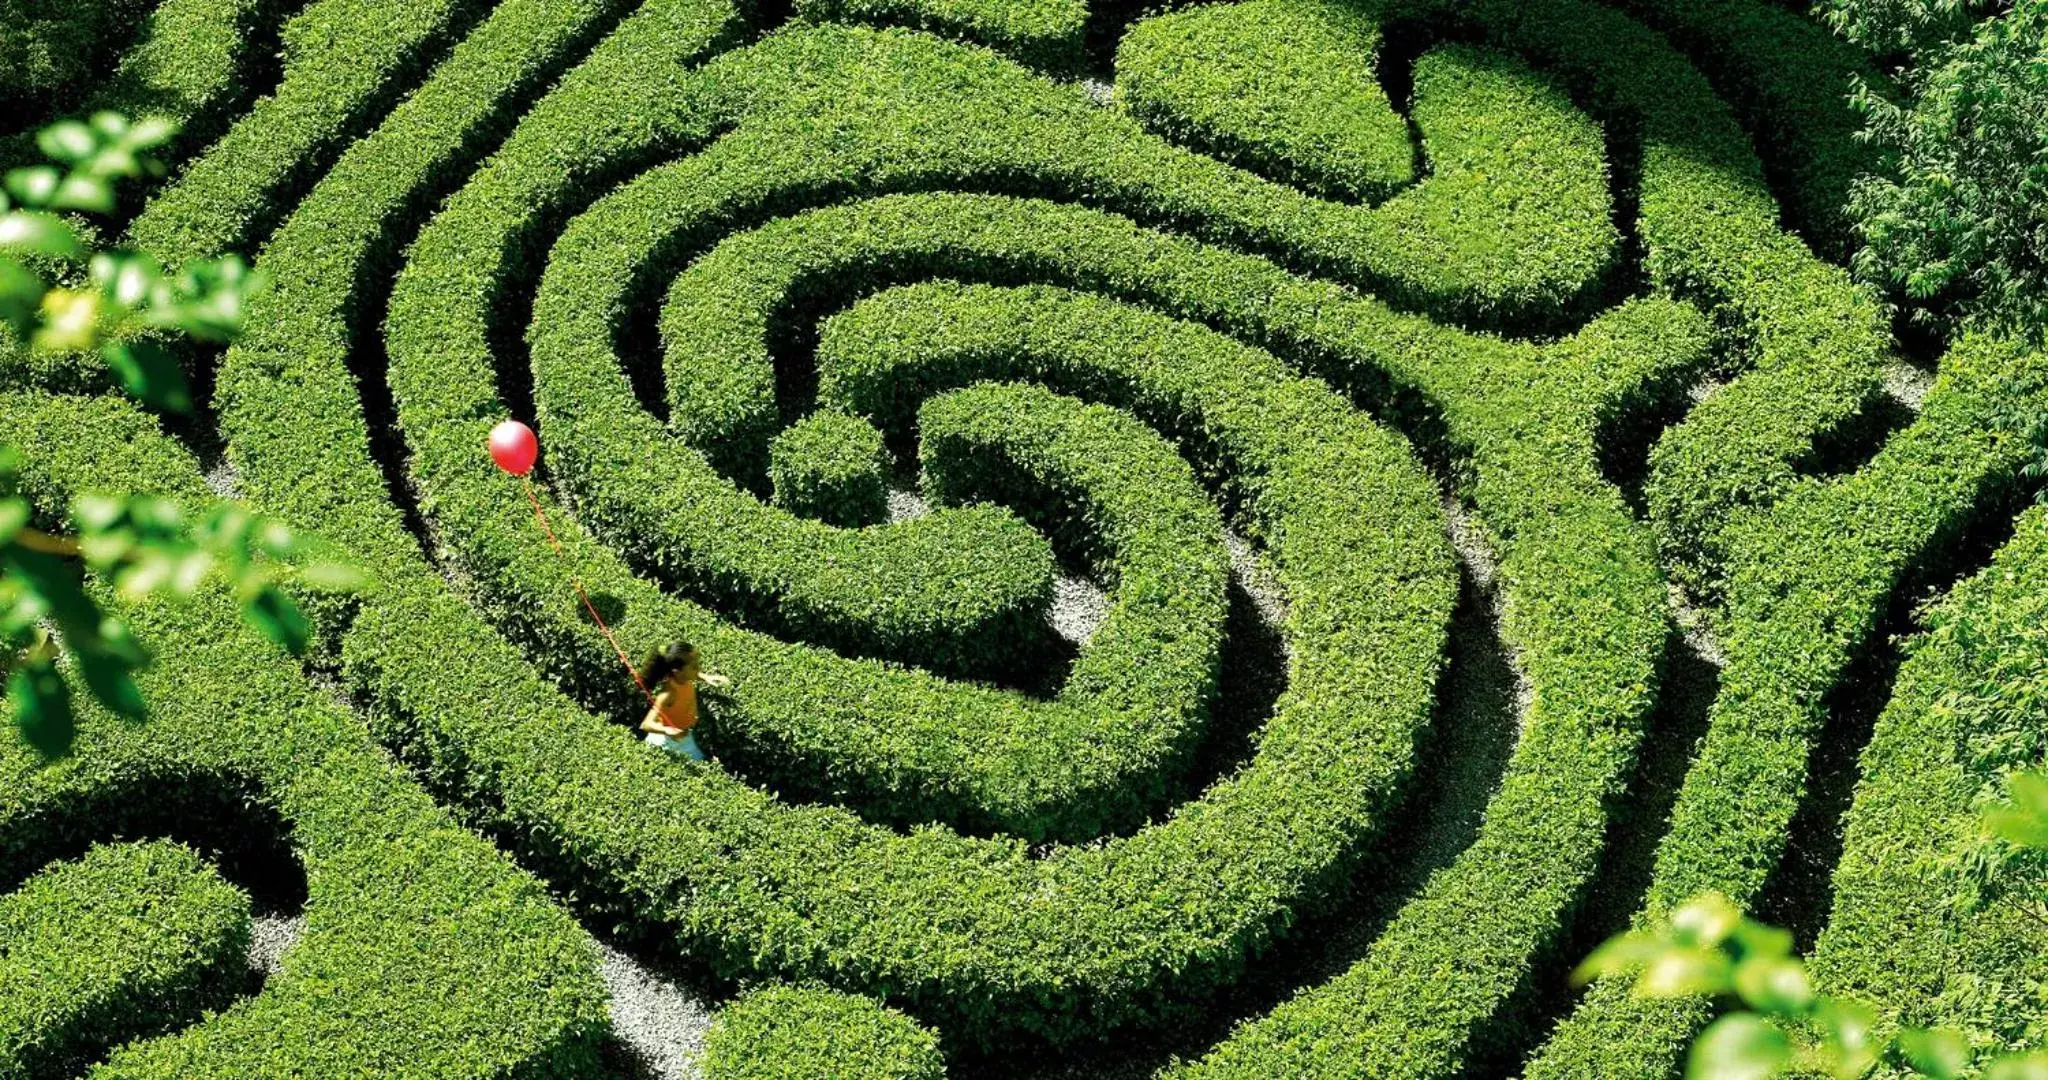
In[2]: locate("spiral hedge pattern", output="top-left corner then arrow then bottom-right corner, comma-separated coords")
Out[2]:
5,0 -> 2048,1075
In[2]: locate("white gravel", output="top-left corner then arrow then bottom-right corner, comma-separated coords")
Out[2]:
247,913 -> 302,976
1687,376 -> 1728,405
203,457 -> 241,500
1050,575 -> 1111,644
886,487 -> 932,522
1665,579 -> 1728,669
1440,497 -> 1532,725
599,945 -> 715,1079
1884,358 -> 1934,413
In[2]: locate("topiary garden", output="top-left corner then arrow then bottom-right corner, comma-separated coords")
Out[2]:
3,0 -> 2047,1076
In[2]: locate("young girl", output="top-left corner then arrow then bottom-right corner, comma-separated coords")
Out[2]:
637,641 -> 729,761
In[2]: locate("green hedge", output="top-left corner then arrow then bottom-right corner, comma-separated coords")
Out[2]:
769,410 -> 889,528
383,20 -> 1670,1066
1602,0 -> 1885,259
0,840 -> 251,1080
0,391 -> 609,1078
793,0 -> 1084,73
1283,0 -> 1885,598
1422,0 -> 1891,599
92,4 -> 1917,1074
701,985 -> 945,1080
1811,502 -> 2048,1057
1526,335 -> 2048,1078
1113,0 -> 1416,204
210,0 -> 746,655
0,0 -> 159,135
126,0 -> 501,262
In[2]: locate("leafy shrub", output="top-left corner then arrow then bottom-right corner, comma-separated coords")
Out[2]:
0,391 -> 609,1078
1813,500 -> 2048,1059
702,984 -> 945,1080
0,840 -> 251,1079
1850,2 -> 2048,345
793,0 -> 1084,73
768,410 -> 889,528
1114,0 -> 1416,204
1530,334 -> 2048,1078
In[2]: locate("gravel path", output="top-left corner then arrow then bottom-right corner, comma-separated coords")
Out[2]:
599,945 -> 716,1079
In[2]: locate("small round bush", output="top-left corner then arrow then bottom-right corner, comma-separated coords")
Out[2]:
769,410 -> 891,528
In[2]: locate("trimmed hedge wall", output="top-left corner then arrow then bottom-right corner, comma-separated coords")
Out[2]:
380,20 -> 1674,1066
1426,0 -> 1890,599
0,840 -> 251,1080
1527,335 -> 2048,1078
702,984 -> 945,1080
1602,0 -> 1885,259
0,0 -> 159,134
231,32 -> 1463,1030
0,391 -> 609,1078
769,410 -> 890,528
793,0 -> 1084,73
127,0 -> 500,262
1113,0 -> 1416,204
1811,502 -> 2048,1056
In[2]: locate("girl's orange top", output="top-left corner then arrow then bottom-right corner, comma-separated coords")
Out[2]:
640,678 -> 699,737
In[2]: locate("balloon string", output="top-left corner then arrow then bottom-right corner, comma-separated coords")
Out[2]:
522,475 -> 659,710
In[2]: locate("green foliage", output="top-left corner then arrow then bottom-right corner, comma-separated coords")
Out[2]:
1114,0 -> 1417,204
124,0 -> 525,266
0,112 -> 341,758
1807,500 -> 2048,1078
0,840 -> 251,1079
0,0 -> 158,128
1,112 -> 263,412
1587,891 -> 2048,1080
1600,0 -> 1885,257
1580,893 -> 1887,1080
16,0 -> 2047,1074
0,391 -> 610,1076
701,985 -> 945,1080
768,410 -> 889,528
1817,0 -> 2003,57
1849,1 -> 2048,345
792,0 -> 1085,72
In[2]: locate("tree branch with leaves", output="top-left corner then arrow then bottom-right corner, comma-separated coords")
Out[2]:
1,112 -> 360,758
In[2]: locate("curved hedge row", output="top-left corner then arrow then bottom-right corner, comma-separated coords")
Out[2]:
1603,0 -> 1884,259
1811,502 -> 2048,1054
1113,0 -> 1416,204
0,840 -> 251,1079
267,96 -> 1461,1040
0,0 -> 160,135
792,0 -> 1084,73
127,0 -> 502,262
1527,334 -> 2048,1078
210,0 -> 745,655
32,1 -> 1954,1075
1363,0 -> 1890,598
701,984 -> 945,1080
0,391 -> 609,1078
376,20 -> 1678,1064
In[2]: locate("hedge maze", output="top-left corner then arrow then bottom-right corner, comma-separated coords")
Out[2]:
4,0 -> 2047,1076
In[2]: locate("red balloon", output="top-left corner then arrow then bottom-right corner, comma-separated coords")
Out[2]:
489,420 -> 538,476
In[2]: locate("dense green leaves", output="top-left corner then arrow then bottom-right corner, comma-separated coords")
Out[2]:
702,985 -> 946,1080
0,840 -> 252,1078
1850,1 -> 2048,344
